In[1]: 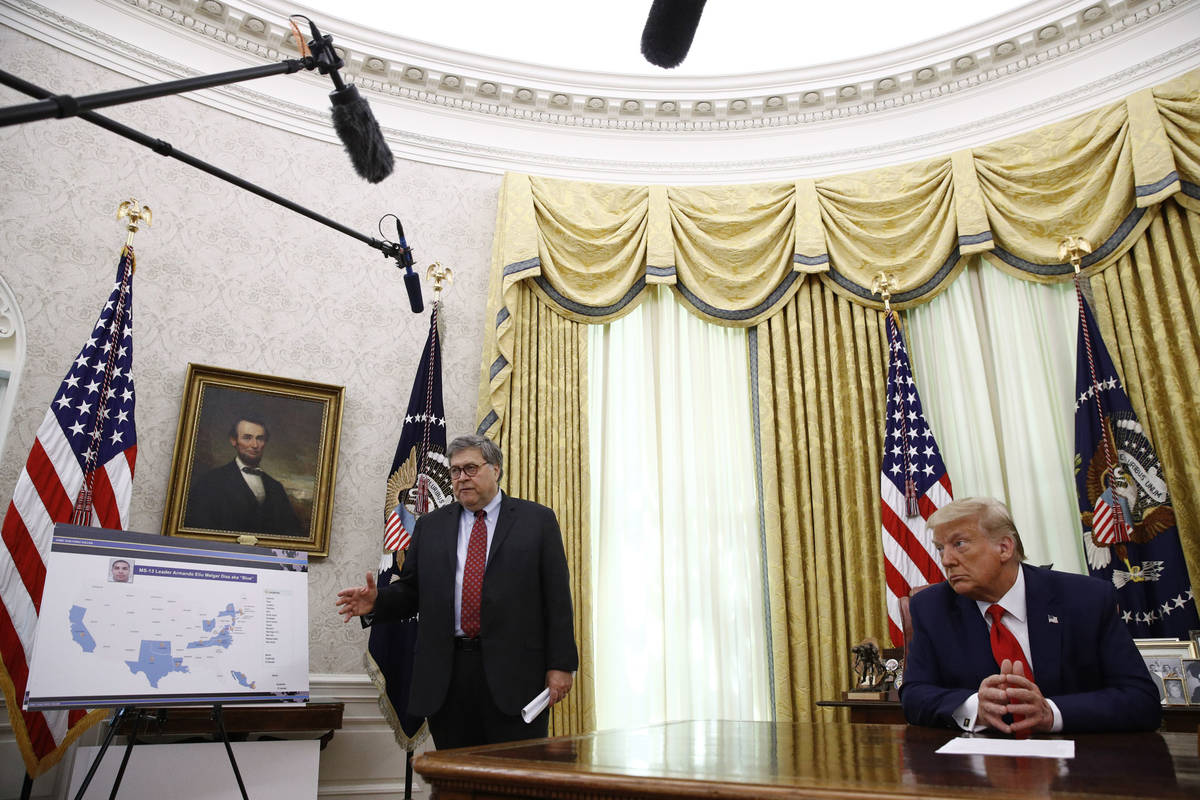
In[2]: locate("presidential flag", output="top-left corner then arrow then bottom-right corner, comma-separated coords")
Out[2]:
365,302 -> 452,751
0,246 -> 137,777
1073,284 -> 1198,637
880,310 -> 951,646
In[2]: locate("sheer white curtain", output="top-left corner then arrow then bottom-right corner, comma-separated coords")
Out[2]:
588,285 -> 771,730
906,257 -> 1085,572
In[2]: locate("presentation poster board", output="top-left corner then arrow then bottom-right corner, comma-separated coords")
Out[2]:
25,525 -> 308,710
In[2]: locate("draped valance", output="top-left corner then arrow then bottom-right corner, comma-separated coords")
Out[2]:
478,68 -> 1200,437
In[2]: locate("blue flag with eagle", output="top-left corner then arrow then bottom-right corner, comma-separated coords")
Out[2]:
364,303 -> 452,751
1073,285 -> 1197,637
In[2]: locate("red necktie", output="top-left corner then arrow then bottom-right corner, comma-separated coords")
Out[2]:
460,510 -> 487,638
988,603 -> 1034,735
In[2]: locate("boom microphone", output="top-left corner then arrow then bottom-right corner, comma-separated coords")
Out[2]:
641,0 -> 708,69
304,19 -> 395,183
395,218 -> 424,314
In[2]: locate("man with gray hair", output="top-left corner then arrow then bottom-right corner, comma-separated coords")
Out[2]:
900,497 -> 1160,734
337,434 -> 578,748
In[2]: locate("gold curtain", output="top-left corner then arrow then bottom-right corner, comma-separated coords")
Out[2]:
484,282 -> 595,736
475,68 -> 1200,732
1087,198 -> 1200,596
755,281 -> 890,722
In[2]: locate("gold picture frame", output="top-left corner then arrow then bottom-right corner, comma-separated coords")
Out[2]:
161,364 -> 344,556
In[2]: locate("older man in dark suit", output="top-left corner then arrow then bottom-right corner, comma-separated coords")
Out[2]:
901,497 -> 1161,735
185,416 -> 304,536
336,434 -> 577,748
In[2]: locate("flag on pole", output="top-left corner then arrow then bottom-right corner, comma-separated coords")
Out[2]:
1073,285 -> 1198,636
0,246 -> 138,777
880,310 -> 951,646
365,301 -> 452,751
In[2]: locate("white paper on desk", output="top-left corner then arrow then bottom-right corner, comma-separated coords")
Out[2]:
522,688 -> 550,723
937,737 -> 1074,759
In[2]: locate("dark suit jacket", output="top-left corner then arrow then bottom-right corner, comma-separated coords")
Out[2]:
900,563 -> 1161,733
373,494 -> 578,717
185,460 -> 304,536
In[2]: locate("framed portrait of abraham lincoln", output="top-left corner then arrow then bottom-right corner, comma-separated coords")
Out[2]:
161,364 -> 344,556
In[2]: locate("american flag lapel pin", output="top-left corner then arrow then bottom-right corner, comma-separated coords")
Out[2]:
1048,615 -> 1059,623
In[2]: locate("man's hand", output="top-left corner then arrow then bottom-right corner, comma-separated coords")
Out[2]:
978,659 -> 1053,735
977,669 -> 1016,734
546,670 -> 573,706
336,571 -> 378,622
1003,660 -> 1053,734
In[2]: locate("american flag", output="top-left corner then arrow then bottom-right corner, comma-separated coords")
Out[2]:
880,310 -> 951,646
0,246 -> 137,777
365,301 -> 451,751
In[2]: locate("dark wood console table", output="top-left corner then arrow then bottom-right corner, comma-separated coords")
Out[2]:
817,698 -> 1200,732
114,701 -> 344,749
416,720 -> 1200,799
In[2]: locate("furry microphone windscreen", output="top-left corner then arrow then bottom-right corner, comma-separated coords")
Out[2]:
641,0 -> 708,69
330,85 -> 395,184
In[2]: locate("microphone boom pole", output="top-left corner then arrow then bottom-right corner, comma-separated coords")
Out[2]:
0,59 -> 312,127
0,68 -> 413,292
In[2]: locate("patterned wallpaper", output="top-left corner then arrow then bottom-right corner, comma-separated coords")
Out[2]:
0,29 -> 501,673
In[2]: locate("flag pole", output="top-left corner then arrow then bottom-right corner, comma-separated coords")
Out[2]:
425,261 -> 454,303
117,199 -> 152,253
1064,234 -> 1131,549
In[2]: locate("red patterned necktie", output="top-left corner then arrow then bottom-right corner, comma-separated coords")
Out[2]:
988,603 -> 1034,735
460,509 -> 487,638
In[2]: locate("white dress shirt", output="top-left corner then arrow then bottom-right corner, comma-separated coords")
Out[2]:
236,457 -> 266,504
954,565 -> 1064,732
453,490 -> 502,637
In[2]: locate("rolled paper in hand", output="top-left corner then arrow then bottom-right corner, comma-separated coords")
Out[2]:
522,687 -> 551,723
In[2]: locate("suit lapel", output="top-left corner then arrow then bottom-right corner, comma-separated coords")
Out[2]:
1023,564 -> 1063,692
487,494 -> 517,569
953,593 -> 996,677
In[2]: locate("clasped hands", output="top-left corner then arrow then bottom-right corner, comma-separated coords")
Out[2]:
977,659 -> 1053,735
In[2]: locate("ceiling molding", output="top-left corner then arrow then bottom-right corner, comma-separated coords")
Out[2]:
3,0 -> 1198,182
112,0 -> 1190,130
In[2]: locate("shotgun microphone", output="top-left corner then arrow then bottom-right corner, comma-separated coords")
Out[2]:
641,0 -> 708,69
303,18 -> 394,183
394,217 -> 424,313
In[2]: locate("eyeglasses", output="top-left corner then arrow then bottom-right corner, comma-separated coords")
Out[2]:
450,463 -> 487,479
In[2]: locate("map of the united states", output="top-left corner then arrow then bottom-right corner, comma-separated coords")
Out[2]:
68,601 -> 255,690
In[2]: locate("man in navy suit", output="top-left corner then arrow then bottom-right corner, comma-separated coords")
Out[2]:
901,497 -> 1161,734
336,434 -> 577,749
185,416 -> 304,536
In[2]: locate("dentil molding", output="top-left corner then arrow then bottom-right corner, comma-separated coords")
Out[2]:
3,0 -> 1199,181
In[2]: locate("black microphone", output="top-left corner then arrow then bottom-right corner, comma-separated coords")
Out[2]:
395,218 -> 424,313
641,0 -> 708,69
305,20 -> 394,183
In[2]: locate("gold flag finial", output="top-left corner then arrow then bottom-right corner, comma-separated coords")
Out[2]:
1058,235 -> 1092,275
426,262 -> 454,300
117,199 -> 152,249
872,271 -> 894,313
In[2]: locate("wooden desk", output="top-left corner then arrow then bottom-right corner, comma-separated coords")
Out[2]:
817,698 -> 1200,732
114,701 -> 344,749
415,720 -> 1200,799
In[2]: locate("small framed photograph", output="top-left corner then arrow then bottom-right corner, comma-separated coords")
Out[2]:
1134,638 -> 1194,660
160,364 -> 344,556
1182,659 -> 1200,705
1162,676 -> 1189,706
1142,655 -> 1185,681
1189,629 -> 1200,658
